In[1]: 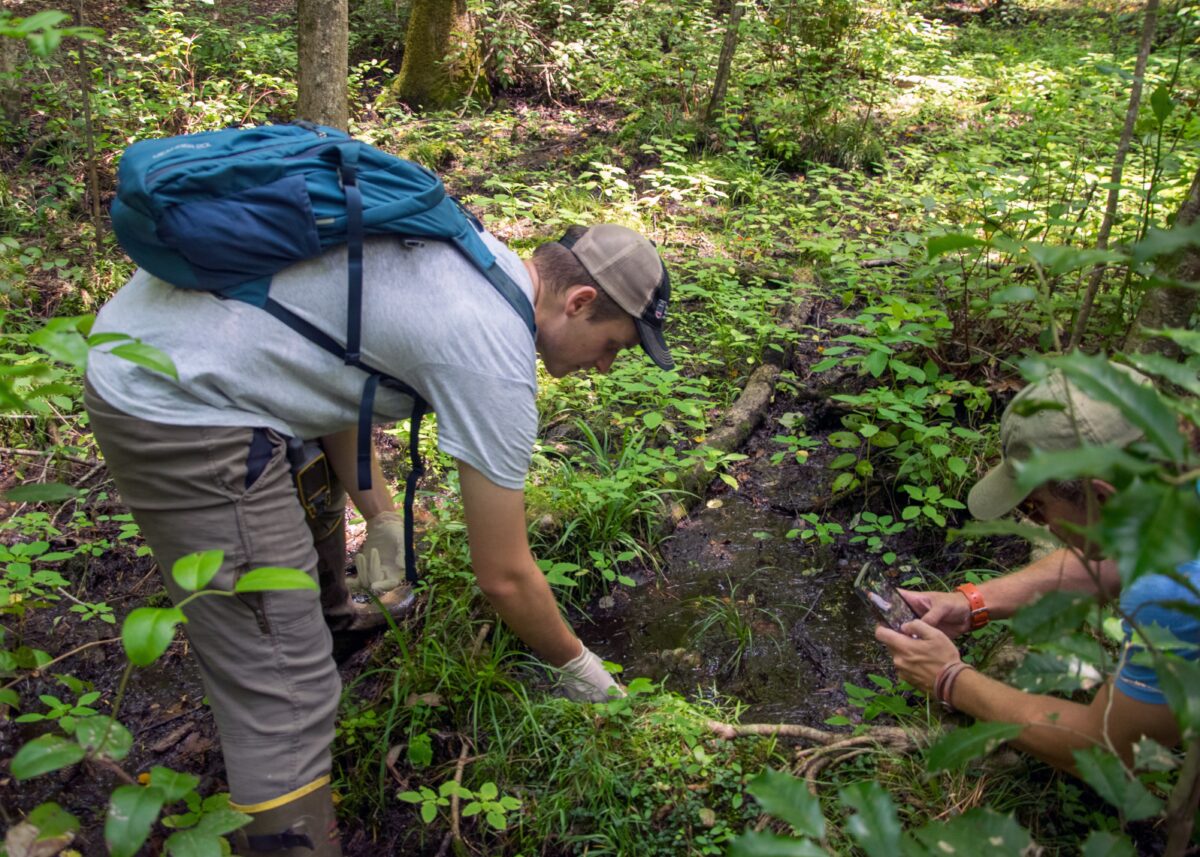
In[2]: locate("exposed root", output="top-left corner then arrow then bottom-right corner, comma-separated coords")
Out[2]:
448,736 -> 473,852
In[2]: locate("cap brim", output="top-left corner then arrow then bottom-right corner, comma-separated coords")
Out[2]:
635,318 -> 674,370
966,460 -> 1028,521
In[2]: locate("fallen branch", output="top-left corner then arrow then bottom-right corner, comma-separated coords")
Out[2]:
707,719 -> 914,748
449,736 -> 473,852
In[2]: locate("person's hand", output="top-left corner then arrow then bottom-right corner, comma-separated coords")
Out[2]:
899,588 -> 972,638
875,619 -> 961,694
351,511 -> 405,595
556,644 -> 626,702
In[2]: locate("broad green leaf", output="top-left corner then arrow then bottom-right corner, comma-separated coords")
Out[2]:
233,567 -> 318,592
746,767 -> 825,839
171,550 -> 224,592
106,785 -> 166,857
990,285 -> 1037,304
149,767 -> 201,803
73,716 -> 134,761
828,431 -> 860,449
1100,479 -> 1200,587
1150,84 -> 1174,123
1154,655 -> 1200,739
11,733 -> 86,779
926,722 -> 1023,773
1073,746 -> 1163,821
0,688 -> 19,708
28,317 -> 91,369
728,833 -> 828,857
913,808 -> 1031,855
951,519 -> 1058,545
1143,327 -> 1200,357
1122,352 -> 1200,397
2,482 -> 81,503
1132,737 -> 1179,772
1014,447 -> 1158,493
122,607 -> 186,666
928,233 -> 985,259
108,342 -> 178,380
829,452 -> 857,470
840,781 -> 902,857
27,801 -> 79,838
1129,220 -> 1200,265
1011,591 -> 1094,643
193,806 -> 252,837
1081,829 -> 1136,857
1050,352 -> 1184,462
1011,648 -> 1104,693
642,411 -> 664,429
164,827 -> 223,857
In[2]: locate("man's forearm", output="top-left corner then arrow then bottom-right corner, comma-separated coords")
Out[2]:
319,427 -> 395,520
978,548 -> 1119,621
951,669 -> 1108,772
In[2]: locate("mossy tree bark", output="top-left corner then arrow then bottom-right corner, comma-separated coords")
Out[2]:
1125,164 -> 1200,358
296,0 -> 349,130
384,0 -> 485,110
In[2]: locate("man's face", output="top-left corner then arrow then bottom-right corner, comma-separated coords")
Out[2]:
1018,484 -> 1104,557
537,287 -> 641,378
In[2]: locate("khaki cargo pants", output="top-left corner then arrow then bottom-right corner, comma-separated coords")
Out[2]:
85,382 -> 355,807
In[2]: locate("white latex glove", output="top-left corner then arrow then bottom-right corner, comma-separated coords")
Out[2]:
351,511 -> 406,595
556,645 -> 625,702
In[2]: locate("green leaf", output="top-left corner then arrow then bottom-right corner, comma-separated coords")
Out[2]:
193,806 -> 252,837
164,827 -> 223,857
106,785 -> 166,857
840,781 -> 902,857
1131,221 -> 1200,265
642,411 -> 664,429
1010,591 -> 1094,643
928,233 -> 985,259
912,808 -> 1031,855
990,285 -> 1037,304
1154,655 -> 1200,739
746,768 -> 825,839
72,716 -> 134,761
1014,446 -> 1158,493
171,551 -> 224,592
149,767 -> 201,803
828,431 -> 860,449
485,810 -> 507,830
1122,353 -> 1200,397
11,733 -> 86,780
1073,746 -> 1163,821
1101,479 -> 1200,587
108,342 -> 178,380
1050,352 -> 1184,461
0,688 -> 20,708
1149,84 -> 1174,123
2,482 -> 81,503
1011,647 -> 1104,693
233,567 -> 318,593
421,801 -> 437,824
122,607 -> 186,667
1081,829 -> 1136,857
829,452 -> 858,470
728,833 -> 827,857
926,722 -> 1023,773
27,801 -> 80,838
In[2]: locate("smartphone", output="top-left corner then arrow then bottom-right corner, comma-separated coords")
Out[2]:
854,562 -> 919,633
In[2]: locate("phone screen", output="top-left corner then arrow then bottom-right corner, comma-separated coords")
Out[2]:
854,562 -> 918,633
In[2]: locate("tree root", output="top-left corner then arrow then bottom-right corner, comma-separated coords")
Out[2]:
709,719 -> 923,805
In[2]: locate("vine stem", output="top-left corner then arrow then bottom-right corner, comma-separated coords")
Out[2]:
1,637 -> 121,691
1164,737 -> 1200,856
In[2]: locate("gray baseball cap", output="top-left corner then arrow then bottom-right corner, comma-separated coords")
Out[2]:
559,224 -> 674,370
967,363 -> 1150,520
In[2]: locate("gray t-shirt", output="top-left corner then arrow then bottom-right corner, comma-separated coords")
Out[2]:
87,232 -> 538,489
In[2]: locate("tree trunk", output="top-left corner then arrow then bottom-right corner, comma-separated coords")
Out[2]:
0,1 -> 29,124
1067,0 -> 1160,351
1124,164 -> 1200,357
296,0 -> 349,130
702,2 -> 744,126
385,0 -> 484,110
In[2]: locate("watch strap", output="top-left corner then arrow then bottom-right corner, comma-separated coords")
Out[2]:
956,582 -> 989,630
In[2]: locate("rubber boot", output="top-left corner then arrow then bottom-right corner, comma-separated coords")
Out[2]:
229,780 -> 342,856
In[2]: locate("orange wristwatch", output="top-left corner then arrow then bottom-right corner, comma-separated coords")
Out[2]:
955,582 -> 989,630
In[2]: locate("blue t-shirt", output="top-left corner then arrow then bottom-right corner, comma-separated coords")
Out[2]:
1116,559 -> 1200,704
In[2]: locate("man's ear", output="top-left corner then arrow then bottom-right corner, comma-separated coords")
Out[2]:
564,285 -> 598,318
1090,479 -> 1118,506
